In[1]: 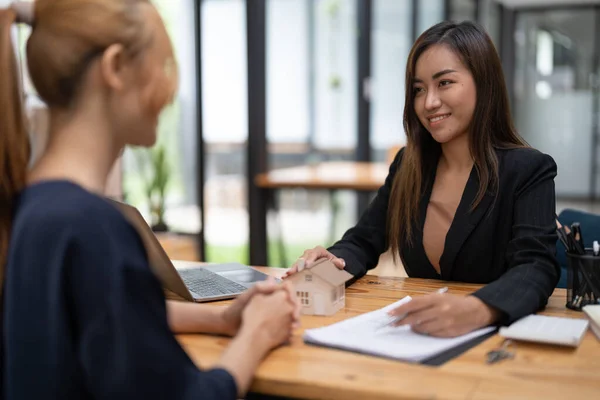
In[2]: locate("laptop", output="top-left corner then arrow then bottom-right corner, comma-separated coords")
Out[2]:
107,198 -> 272,302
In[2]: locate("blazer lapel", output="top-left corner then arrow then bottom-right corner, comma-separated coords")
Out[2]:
411,169 -> 443,279
438,166 -> 495,280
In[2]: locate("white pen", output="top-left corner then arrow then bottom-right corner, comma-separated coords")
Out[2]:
594,241 -> 599,257
379,286 -> 449,329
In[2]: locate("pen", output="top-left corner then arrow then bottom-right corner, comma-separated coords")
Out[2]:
379,287 -> 449,329
564,228 -> 584,255
571,281 -> 588,309
571,223 -> 585,255
556,220 -> 576,253
594,241 -> 599,257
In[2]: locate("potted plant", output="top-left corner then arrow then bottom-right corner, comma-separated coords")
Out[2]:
136,144 -> 171,232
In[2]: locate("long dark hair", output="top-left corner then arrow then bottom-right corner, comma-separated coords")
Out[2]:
388,21 -> 527,261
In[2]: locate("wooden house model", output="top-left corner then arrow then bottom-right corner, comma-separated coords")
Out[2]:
287,258 -> 353,316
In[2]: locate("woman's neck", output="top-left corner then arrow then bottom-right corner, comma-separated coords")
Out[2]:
439,133 -> 472,172
28,107 -> 122,195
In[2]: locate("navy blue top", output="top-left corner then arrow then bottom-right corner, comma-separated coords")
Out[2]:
2,181 -> 237,399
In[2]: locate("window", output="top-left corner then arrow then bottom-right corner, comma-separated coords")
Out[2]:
370,0 -> 412,161
448,0 -> 476,23
12,0 -> 36,97
266,0 -> 358,150
122,0 -> 200,236
313,0 -> 357,150
266,0 -> 359,266
478,0 -> 501,48
201,0 -> 249,263
418,0 -> 445,36
12,0 -> 46,167
266,0 -> 309,145
296,291 -> 311,306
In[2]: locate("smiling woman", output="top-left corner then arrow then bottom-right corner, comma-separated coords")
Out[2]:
285,21 -> 560,339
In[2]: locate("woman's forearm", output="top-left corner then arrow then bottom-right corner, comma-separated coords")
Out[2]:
216,329 -> 271,397
166,300 -> 227,334
166,300 -> 271,396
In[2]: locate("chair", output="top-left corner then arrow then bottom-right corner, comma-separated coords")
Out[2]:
555,208 -> 600,288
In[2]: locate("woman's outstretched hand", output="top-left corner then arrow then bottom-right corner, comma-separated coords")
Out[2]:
282,246 -> 346,279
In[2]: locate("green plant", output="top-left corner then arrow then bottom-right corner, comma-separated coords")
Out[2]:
325,0 -> 341,18
135,144 -> 171,231
329,74 -> 342,90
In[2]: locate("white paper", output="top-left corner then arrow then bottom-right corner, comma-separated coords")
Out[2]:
303,296 -> 495,362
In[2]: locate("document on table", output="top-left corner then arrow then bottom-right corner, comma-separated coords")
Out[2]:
302,296 -> 495,363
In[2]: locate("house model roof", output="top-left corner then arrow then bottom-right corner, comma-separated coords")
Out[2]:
302,258 -> 353,286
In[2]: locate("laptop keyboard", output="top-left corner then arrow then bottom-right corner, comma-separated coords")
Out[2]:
178,268 -> 247,297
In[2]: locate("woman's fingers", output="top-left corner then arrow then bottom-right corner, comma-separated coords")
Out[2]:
388,295 -> 437,318
283,264 -> 299,278
283,247 -> 346,279
279,280 -> 301,324
330,257 -> 346,269
255,276 -> 277,290
303,247 -> 346,269
400,307 -> 444,330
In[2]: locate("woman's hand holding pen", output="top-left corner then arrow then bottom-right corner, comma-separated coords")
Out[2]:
387,292 -> 501,338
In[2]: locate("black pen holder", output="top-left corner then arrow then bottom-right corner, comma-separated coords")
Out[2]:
566,249 -> 600,311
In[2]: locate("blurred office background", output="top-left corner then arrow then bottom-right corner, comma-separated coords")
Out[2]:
12,0 -> 600,268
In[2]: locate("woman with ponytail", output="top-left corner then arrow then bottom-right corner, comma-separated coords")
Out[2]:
0,2 -> 299,399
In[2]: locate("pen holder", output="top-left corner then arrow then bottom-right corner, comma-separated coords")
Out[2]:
566,250 -> 600,311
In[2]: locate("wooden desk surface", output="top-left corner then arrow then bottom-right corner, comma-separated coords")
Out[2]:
254,161 -> 389,191
176,267 -> 600,400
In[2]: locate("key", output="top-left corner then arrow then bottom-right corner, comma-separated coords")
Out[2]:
486,349 -> 512,364
486,340 -> 515,364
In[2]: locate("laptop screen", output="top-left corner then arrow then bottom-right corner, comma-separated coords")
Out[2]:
104,198 -> 194,301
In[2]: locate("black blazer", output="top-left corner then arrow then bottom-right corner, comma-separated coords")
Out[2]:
329,147 -> 560,324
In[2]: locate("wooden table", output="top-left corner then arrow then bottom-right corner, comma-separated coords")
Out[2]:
255,161 -> 389,191
255,162 -> 389,267
176,267 -> 600,399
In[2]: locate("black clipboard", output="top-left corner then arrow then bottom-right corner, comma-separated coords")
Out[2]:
420,327 -> 498,366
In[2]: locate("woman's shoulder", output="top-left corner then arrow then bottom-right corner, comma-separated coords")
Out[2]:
496,147 -> 557,189
496,146 -> 557,172
13,181 -> 135,243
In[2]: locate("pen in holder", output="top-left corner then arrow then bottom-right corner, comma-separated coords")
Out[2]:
566,249 -> 600,311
